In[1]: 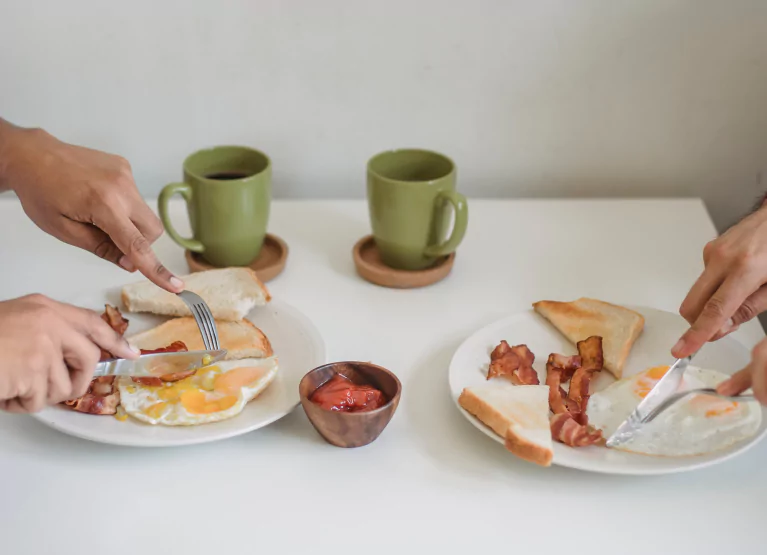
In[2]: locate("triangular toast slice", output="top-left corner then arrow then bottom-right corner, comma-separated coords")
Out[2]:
459,382 -> 553,467
533,298 -> 644,379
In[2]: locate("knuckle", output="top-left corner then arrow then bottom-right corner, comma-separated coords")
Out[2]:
93,239 -> 118,261
146,217 -> 164,242
732,251 -> 757,272
700,297 -> 727,320
734,301 -> 758,324
703,241 -> 725,263
128,233 -> 152,257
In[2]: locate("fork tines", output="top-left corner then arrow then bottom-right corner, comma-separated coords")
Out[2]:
177,291 -> 221,351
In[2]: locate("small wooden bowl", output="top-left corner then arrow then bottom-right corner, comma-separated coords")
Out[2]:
185,233 -> 288,282
299,361 -> 402,448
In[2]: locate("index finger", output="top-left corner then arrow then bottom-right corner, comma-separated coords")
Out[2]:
672,274 -> 759,358
678,265 -> 725,325
100,216 -> 183,293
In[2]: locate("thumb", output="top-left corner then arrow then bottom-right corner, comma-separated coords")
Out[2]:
60,219 -> 131,269
717,367 -> 752,396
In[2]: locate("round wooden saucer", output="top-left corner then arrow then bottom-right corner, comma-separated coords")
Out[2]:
185,233 -> 288,282
352,235 -> 455,289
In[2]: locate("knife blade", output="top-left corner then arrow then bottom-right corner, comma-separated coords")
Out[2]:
93,349 -> 227,378
605,355 -> 693,448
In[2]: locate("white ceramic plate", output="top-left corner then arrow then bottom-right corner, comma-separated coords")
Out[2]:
32,288 -> 326,447
449,305 -> 767,475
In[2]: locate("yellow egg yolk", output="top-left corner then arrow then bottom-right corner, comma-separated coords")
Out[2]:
633,366 -> 671,398
179,390 -> 238,414
144,402 -> 168,419
156,377 -> 198,402
689,394 -> 739,418
213,366 -> 266,395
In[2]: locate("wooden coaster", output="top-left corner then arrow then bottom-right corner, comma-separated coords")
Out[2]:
352,235 -> 455,289
185,233 -> 288,282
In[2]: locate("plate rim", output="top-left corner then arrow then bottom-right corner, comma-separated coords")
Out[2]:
448,304 -> 767,475
31,297 -> 326,447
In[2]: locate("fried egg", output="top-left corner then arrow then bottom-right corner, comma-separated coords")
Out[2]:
118,357 -> 279,426
588,365 -> 762,456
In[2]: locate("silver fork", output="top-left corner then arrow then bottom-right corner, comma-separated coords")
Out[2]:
177,291 -> 220,351
641,388 -> 757,424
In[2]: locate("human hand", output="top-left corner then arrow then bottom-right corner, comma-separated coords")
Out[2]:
672,205 -> 767,359
0,294 -> 138,413
717,338 -> 767,405
0,120 -> 183,292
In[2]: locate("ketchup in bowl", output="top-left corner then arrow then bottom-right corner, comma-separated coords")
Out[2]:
309,374 -> 389,413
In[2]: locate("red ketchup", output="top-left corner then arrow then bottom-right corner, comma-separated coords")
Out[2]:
310,374 -> 388,412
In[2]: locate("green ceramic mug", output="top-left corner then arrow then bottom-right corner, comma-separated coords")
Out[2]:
158,146 -> 271,267
367,149 -> 468,271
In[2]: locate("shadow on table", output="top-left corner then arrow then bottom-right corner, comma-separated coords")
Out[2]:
276,202 -> 367,280
403,332 -> 767,493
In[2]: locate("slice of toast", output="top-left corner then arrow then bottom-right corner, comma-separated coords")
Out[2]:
128,317 -> 273,360
533,298 -> 644,379
458,382 -> 553,467
121,268 -> 270,322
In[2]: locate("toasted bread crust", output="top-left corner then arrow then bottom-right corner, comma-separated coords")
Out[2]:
127,317 -> 273,359
459,387 -> 554,468
532,298 -> 644,378
505,429 -> 553,467
458,388 -> 510,438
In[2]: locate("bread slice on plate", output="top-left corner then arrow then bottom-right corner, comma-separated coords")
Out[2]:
459,382 -> 553,467
532,297 -> 644,379
128,317 -> 273,360
122,268 -> 270,322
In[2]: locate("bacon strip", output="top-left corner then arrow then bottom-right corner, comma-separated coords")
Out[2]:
509,345 -> 539,385
64,376 -> 120,415
568,336 -> 604,425
132,341 -> 191,385
550,413 -> 604,447
546,354 -> 582,416
99,305 -> 129,361
487,341 -> 539,385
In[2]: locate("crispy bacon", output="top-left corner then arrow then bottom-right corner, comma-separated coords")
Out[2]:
550,413 -> 604,447
509,344 -> 538,385
487,341 -> 539,385
546,354 -> 581,416
568,336 -> 604,425
64,376 -> 120,415
132,341 -> 191,385
99,305 -> 129,361
139,341 -> 188,356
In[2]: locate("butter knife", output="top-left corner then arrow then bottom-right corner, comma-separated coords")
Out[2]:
93,349 -> 227,378
605,355 -> 693,448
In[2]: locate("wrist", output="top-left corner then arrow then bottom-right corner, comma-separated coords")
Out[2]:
0,120 -> 46,193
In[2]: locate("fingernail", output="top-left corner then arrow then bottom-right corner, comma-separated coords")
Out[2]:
672,338 -> 685,355
170,276 -> 184,291
130,345 -> 140,354
119,256 -> 136,272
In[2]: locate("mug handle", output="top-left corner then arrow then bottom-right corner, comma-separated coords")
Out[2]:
158,183 -> 205,253
423,190 -> 468,258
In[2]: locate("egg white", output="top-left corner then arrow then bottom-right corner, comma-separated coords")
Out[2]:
118,357 -> 279,426
588,365 -> 762,457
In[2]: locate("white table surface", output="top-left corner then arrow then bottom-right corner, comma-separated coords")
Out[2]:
0,197 -> 764,554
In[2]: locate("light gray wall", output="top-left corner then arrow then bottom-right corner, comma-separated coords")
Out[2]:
2,0 -> 767,231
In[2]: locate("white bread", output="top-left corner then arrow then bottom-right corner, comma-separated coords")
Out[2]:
459,382 -> 553,467
128,317 -> 273,360
121,268 -> 270,321
533,297 -> 644,379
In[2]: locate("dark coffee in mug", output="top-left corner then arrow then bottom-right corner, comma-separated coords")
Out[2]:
204,172 -> 252,180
